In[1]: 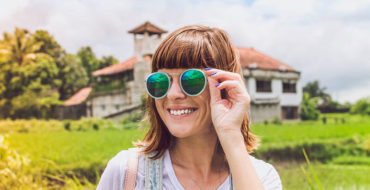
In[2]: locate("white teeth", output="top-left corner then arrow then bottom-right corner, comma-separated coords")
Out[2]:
169,109 -> 194,116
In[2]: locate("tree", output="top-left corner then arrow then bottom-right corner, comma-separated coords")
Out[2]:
302,80 -> 349,113
0,56 -> 61,118
99,55 -> 118,69
300,92 -> 321,120
32,30 -> 90,100
77,46 -> 99,84
0,28 -> 61,118
303,80 -> 330,102
33,30 -> 65,61
57,54 -> 88,100
350,97 -> 370,116
0,28 -> 47,66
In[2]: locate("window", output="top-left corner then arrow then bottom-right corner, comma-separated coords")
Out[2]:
283,82 -> 296,93
101,105 -> 106,110
115,105 -> 120,110
282,106 -> 298,119
256,80 -> 272,92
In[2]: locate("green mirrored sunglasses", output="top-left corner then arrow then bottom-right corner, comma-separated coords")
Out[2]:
145,69 -> 207,99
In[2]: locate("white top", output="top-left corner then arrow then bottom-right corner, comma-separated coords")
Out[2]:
97,149 -> 282,190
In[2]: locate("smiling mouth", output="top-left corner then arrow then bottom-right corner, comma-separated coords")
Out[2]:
167,108 -> 198,116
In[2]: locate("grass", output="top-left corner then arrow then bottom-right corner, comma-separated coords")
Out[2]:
277,162 -> 370,190
8,129 -> 146,173
1,113 -> 369,189
251,113 -> 370,144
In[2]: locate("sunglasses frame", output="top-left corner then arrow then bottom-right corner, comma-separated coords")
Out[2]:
145,69 -> 207,99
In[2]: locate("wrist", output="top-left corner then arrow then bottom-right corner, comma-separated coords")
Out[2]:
217,128 -> 245,150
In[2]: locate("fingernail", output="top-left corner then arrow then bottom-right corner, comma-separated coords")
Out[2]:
205,68 -> 214,70
210,72 -> 217,76
215,83 -> 220,87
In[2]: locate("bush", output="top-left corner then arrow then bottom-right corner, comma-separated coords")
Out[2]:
0,135 -> 45,189
93,124 -> 99,131
121,112 -> 142,124
253,136 -> 368,163
322,117 -> 327,124
64,122 -> 71,131
350,97 -> 370,116
272,117 -> 282,125
123,122 -> 139,129
300,93 -> 320,120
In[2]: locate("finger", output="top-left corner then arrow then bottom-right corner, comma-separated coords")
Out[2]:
205,69 -> 243,82
207,75 -> 222,104
215,80 -> 249,101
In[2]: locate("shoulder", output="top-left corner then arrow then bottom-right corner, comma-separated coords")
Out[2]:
248,155 -> 282,190
97,148 -> 144,190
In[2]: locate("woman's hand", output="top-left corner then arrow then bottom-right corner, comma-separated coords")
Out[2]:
205,68 -> 250,135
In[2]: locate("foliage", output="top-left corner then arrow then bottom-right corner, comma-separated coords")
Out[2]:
0,27 -> 120,118
300,149 -> 323,190
279,162 -> 370,190
93,75 -> 127,92
303,80 -> 351,113
77,46 -> 100,84
0,134 -> 45,189
0,28 -> 64,118
303,80 -> 329,100
271,117 -> 282,125
350,97 -> 370,116
33,30 -> 65,61
0,55 -> 62,118
33,30 -> 90,101
57,54 -> 89,100
99,55 -> 118,69
0,28 -> 47,66
121,112 -> 143,124
300,92 -> 321,120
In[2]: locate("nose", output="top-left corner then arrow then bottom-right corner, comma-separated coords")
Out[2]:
166,78 -> 186,100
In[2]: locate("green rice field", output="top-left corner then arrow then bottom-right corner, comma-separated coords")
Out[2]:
1,113 -> 369,189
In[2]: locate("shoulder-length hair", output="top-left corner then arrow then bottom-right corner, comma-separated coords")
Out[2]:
140,25 -> 258,159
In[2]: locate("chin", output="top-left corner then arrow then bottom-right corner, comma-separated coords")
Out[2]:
166,124 -> 194,138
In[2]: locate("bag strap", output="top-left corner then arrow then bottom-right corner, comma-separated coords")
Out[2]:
123,149 -> 139,190
145,152 -> 163,190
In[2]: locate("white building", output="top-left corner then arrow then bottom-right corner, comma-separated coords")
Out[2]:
238,47 -> 302,122
62,22 -> 302,122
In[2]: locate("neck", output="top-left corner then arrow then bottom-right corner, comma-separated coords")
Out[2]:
169,130 -> 227,176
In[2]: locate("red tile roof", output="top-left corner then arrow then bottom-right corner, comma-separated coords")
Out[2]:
64,87 -> 92,106
128,21 -> 167,35
237,47 -> 296,72
92,56 -> 137,77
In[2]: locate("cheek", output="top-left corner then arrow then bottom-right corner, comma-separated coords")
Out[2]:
155,100 -> 166,117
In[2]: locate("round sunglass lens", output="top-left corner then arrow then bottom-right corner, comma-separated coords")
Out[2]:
181,70 -> 206,96
146,73 -> 169,98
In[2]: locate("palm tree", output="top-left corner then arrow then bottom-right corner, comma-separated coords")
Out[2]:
0,27 -> 46,65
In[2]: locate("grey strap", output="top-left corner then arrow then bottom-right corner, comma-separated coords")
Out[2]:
145,152 -> 163,190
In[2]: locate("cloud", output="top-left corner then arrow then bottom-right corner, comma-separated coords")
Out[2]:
0,0 -> 369,103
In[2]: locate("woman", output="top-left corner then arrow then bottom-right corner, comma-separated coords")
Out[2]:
97,25 -> 282,190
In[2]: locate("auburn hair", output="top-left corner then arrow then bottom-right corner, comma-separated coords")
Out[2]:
140,25 -> 258,159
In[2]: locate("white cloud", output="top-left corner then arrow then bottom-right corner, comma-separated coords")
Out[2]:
0,0 -> 369,103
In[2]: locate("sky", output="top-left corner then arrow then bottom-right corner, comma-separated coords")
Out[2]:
1,0 -> 369,103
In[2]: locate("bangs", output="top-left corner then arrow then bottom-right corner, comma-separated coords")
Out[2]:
152,30 -> 217,72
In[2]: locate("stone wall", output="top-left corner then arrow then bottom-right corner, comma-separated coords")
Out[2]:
249,103 -> 281,123
86,82 -> 135,118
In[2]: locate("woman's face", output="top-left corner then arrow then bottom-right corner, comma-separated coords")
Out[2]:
155,68 -> 213,138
